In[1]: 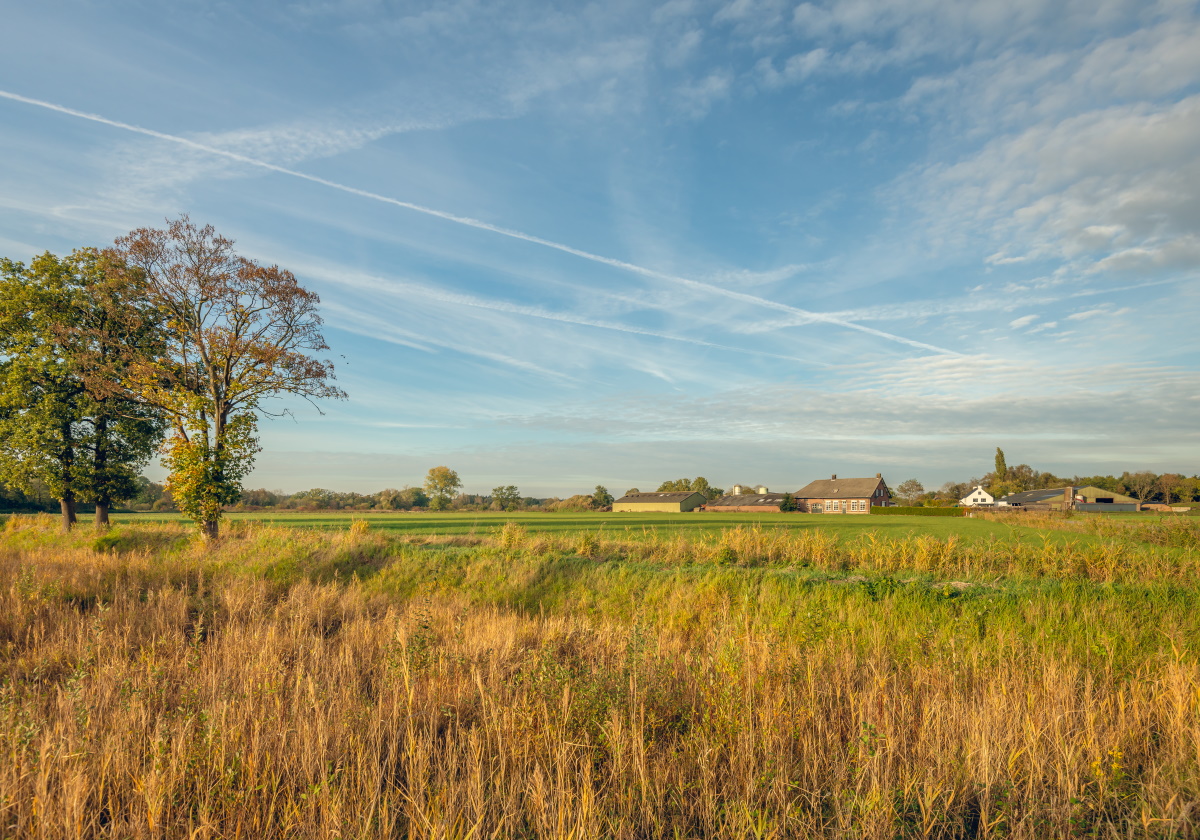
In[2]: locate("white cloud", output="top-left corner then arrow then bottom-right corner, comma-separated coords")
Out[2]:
664,28 -> 705,66
675,70 -> 733,117
1026,320 -> 1058,333
917,95 -> 1200,273
1008,314 -> 1038,329
497,355 -> 1200,472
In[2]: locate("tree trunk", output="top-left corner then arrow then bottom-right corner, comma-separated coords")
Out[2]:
201,519 -> 219,541
58,419 -> 78,533
93,416 -> 110,530
60,493 -> 77,533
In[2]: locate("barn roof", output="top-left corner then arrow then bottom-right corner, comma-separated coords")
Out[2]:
708,493 -> 788,507
794,477 -> 885,498
999,486 -> 1139,505
997,488 -> 1068,504
614,492 -> 705,503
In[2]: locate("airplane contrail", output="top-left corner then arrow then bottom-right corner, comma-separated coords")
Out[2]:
0,88 -> 958,356
314,265 -> 829,365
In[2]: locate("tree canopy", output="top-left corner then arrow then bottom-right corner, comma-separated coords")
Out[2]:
895,479 -> 925,505
100,217 -> 344,538
0,249 -> 164,530
424,466 -> 462,510
491,485 -> 521,511
656,477 -> 724,500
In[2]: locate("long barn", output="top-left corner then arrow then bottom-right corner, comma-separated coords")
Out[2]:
706,493 -> 790,512
612,492 -> 707,512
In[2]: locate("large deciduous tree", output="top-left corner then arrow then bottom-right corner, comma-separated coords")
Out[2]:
491,485 -> 521,511
102,217 -> 344,539
656,476 -> 725,500
0,250 -> 164,531
1120,471 -> 1158,502
592,485 -> 613,508
895,479 -> 925,506
1156,473 -> 1184,504
424,466 -> 462,511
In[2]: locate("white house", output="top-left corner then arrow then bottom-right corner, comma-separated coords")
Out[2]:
959,485 -> 995,507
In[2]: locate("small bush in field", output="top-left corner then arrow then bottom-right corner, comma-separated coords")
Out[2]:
497,521 -> 527,551
575,531 -> 599,557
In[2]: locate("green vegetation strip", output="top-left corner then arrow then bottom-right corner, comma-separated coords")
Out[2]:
870,505 -> 965,516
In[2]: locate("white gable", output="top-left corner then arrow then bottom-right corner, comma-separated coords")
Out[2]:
959,486 -> 995,506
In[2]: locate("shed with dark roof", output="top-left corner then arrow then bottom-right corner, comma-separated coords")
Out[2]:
706,493 -> 790,512
997,486 -> 1139,511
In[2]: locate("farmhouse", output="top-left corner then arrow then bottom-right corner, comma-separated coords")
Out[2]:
793,474 -> 891,514
706,492 -> 790,512
997,486 -> 1140,512
960,485 -> 995,507
612,491 -> 707,513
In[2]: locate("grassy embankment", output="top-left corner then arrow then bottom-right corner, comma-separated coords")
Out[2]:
2,511 -> 1200,838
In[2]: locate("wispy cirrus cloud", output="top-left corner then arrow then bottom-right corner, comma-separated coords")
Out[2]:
0,89 -> 956,357
320,299 -> 578,382
304,262 -> 823,366
502,353 -> 1200,463
910,94 -> 1200,274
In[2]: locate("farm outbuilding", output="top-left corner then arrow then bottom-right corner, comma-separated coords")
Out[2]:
612,491 -> 707,513
997,486 -> 1140,512
706,493 -> 790,512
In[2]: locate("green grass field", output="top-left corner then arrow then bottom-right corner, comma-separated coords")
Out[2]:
113,508 -> 1111,545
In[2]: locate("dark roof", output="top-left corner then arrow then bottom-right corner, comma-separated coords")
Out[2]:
708,493 -> 789,507
794,477 -> 885,499
998,488 -> 1067,504
1000,486 -> 1141,505
614,492 -> 705,503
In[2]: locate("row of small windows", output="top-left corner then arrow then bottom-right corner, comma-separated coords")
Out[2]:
821,499 -> 869,511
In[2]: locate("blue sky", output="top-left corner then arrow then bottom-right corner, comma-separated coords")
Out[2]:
2,0 -> 1198,496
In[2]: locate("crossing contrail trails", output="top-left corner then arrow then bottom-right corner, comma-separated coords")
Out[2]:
0,89 -> 958,356
309,264 -> 829,365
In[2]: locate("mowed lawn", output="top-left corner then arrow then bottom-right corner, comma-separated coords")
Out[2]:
113,508 -> 1110,547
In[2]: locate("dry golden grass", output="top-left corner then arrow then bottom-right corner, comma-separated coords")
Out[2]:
2,515 -> 1199,838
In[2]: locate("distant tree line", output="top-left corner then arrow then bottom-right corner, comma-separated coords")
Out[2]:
900,449 -> 1200,507
219,484 -> 614,513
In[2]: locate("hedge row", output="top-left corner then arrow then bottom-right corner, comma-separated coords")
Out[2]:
869,505 -> 965,517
